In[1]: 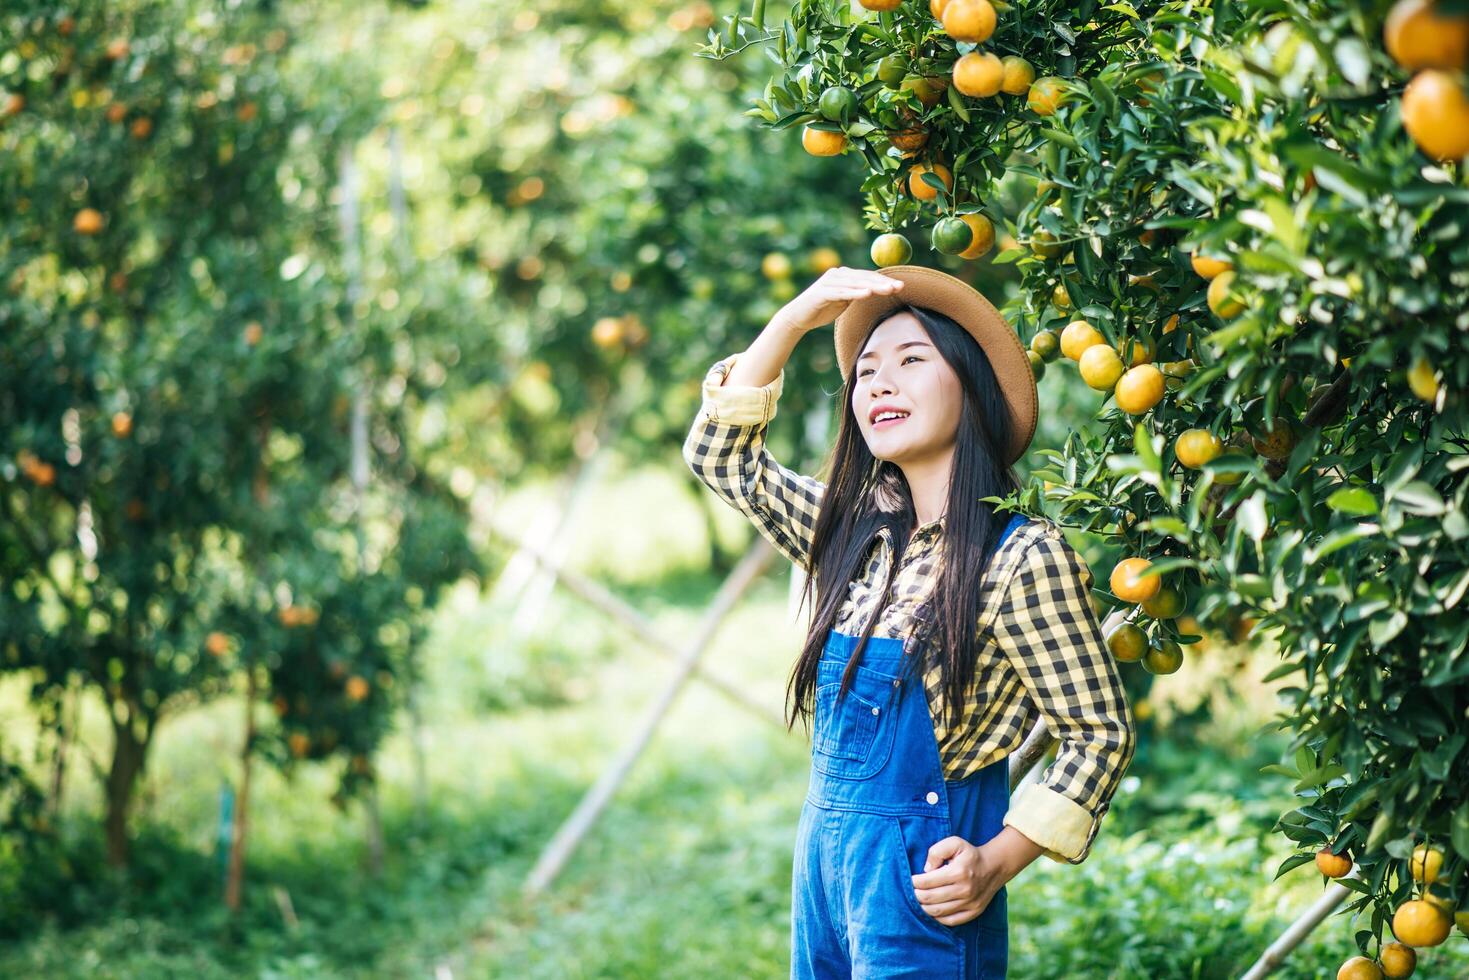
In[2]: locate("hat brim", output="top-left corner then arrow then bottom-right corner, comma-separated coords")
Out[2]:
832,264 -> 1037,467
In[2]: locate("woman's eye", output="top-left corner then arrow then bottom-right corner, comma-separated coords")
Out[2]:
858,356 -> 920,378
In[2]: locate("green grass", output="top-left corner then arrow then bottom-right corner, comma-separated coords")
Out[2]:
4,463 -> 1468,978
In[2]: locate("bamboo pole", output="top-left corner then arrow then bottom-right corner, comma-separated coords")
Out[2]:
522,538 -> 777,896
1240,876 -> 1355,979
485,520 -> 786,728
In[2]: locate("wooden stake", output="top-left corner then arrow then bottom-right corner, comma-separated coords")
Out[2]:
522,538 -> 776,896
225,667 -> 256,913
1240,877 -> 1354,980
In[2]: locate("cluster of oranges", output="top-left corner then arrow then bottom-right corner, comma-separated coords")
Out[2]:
1329,842 -> 1467,978
1103,557 -> 1187,674
14,449 -> 57,487
277,604 -> 320,628
1384,0 -> 1469,163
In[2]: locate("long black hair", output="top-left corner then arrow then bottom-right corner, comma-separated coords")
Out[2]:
784,302 -> 1023,736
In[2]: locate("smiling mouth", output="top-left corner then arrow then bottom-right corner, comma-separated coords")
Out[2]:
872,413 -> 909,429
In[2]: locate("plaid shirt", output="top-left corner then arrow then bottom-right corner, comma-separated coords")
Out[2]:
682,352 -> 1136,865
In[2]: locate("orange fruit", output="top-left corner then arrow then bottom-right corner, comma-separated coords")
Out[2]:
1000,56 -> 1036,95
1207,270 -> 1245,318
1114,364 -> 1164,413
1392,899 -> 1451,946
129,117 -> 152,140
105,38 -> 130,60
345,676 -> 370,701
1120,336 -> 1154,366
1,92 -> 23,117
1027,76 -> 1069,115
591,316 -> 625,348
1106,623 -> 1148,662
1251,418 -> 1296,460
1079,344 -> 1124,391
111,411 -> 132,438
761,252 -> 793,280
802,126 -> 847,156
908,161 -> 953,200
1052,281 -> 1071,309
1190,253 -> 1232,280
941,0 -> 996,42
1315,848 -> 1352,878
1059,319 -> 1105,360
1410,843 -> 1444,884
859,0 -> 902,9
1027,349 -> 1045,380
1030,329 -> 1060,361
900,76 -> 946,107
244,321 -> 264,345
1111,557 -> 1161,603
73,208 -> 104,235
1406,355 -> 1441,402
1175,428 -> 1223,469
1384,0 -> 1469,70
1379,942 -> 1416,978
1141,585 -> 1183,619
809,246 -> 842,273
1030,229 -> 1064,258
930,0 -> 949,16
870,233 -> 913,267
957,212 -> 995,259
1142,639 -> 1183,674
1337,957 -> 1383,980
1401,69 -> 1469,161
953,52 -> 1004,97
888,126 -> 929,154
288,732 -> 310,758
205,632 -> 230,657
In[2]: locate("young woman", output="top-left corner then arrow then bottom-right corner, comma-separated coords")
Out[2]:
681,264 -> 1136,979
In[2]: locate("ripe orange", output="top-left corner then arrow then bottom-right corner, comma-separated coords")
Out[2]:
1190,253 -> 1232,280
1106,623 -> 1148,662
1406,355 -> 1441,402
1079,343 -> 1124,391
1060,319 -> 1105,360
1410,843 -> 1444,883
957,212 -> 995,260
1141,585 -> 1183,619
288,732 -> 310,758
105,38 -> 130,60
1175,428 -> 1223,469
1337,957 -> 1383,980
930,0 -> 948,16
1384,0 -> 1469,71
809,246 -> 842,273
345,676 -> 370,702
1052,281 -> 1071,310
205,632 -> 230,657
1392,899 -> 1451,946
1110,557 -> 1161,603
870,233 -> 913,267
591,316 -> 625,348
1,92 -> 22,117
900,76 -> 947,107
129,117 -> 152,140
859,0 -> 902,9
1314,848 -> 1352,878
1000,56 -> 1035,95
761,252 -> 793,280
953,52 -> 1004,97
73,208 -> 104,235
1027,76 -> 1069,115
1401,69 -> 1469,161
802,126 -> 847,156
1114,364 -> 1164,414
1120,337 -> 1155,366
244,321 -> 264,345
908,161 -> 953,201
1030,229 -> 1064,258
941,0 -> 996,42
1379,942 -> 1415,979
111,411 -> 132,438
1207,270 -> 1245,318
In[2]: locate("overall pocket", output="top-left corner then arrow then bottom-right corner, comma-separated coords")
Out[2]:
811,658 -> 900,778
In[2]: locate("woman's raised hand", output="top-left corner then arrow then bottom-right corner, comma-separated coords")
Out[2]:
773,267 -> 905,335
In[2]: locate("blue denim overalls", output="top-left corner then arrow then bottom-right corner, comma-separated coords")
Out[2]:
790,513 -> 1025,979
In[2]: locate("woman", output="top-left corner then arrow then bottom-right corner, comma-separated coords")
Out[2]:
681,264 -> 1136,979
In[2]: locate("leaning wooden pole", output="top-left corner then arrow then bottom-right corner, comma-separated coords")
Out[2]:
486,520 -> 785,728
225,666 -> 257,913
522,538 -> 777,897
1240,877 -> 1355,980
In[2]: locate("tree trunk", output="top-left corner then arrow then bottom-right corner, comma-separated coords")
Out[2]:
104,711 -> 150,868
226,668 -> 257,912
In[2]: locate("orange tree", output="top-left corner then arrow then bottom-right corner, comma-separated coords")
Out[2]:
709,0 -> 1469,966
0,2 -> 476,870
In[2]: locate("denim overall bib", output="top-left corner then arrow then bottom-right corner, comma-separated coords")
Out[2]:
790,513 -> 1025,979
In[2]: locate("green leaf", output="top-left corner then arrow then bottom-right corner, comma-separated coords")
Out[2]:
1274,853 -> 1315,880
1391,480 -> 1445,516
1133,420 -> 1159,472
1326,487 -> 1377,516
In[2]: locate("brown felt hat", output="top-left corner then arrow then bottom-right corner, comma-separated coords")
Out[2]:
832,264 -> 1037,467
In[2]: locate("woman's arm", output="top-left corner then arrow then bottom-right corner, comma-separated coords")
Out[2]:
989,526 -> 1138,865
681,268 -> 906,568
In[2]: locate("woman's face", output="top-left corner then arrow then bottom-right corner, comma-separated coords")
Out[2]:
850,312 -> 962,466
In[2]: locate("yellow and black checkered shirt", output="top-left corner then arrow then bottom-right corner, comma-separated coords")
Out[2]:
682,351 -> 1136,865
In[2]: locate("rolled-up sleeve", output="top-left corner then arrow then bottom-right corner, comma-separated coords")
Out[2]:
680,352 -> 826,569
992,529 -> 1136,864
